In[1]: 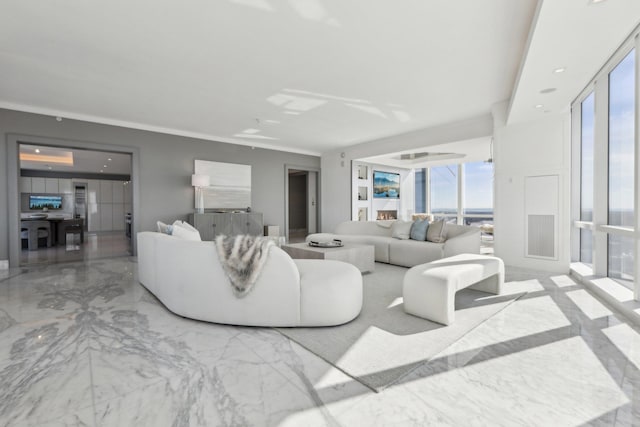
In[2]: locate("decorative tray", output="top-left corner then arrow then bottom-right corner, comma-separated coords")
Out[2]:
308,240 -> 343,248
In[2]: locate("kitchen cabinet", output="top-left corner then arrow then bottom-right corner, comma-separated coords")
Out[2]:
45,178 -> 58,194
31,177 -> 45,193
58,179 -> 72,194
19,177 -> 31,193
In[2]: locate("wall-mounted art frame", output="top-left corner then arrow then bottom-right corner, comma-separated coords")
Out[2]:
373,170 -> 400,199
194,160 -> 251,210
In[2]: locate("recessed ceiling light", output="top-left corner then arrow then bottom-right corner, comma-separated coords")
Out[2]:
103,165 -> 107,168
100,170 -> 104,173
35,148 -> 40,153
553,67 -> 565,73
540,88 -> 557,94
535,104 -> 544,109
108,158 -> 112,161
589,0 -> 608,4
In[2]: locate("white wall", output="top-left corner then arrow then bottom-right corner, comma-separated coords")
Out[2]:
351,160 -> 413,221
321,114 -> 493,232
493,109 -> 571,273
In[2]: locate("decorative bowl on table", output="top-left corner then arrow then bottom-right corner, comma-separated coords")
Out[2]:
308,240 -> 343,248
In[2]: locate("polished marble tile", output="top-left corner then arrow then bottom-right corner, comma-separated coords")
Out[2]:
37,407 -> 95,427
398,336 -> 627,426
332,385 -> 448,427
235,328 -> 372,417
20,232 -> 131,267
90,335 -> 333,427
2,258 -> 640,426
0,317 -> 95,426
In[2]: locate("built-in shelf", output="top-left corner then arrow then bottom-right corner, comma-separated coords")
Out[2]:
357,165 -> 368,180
358,186 -> 368,201
358,207 -> 368,221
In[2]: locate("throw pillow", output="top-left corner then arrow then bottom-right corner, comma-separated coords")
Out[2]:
426,219 -> 446,243
156,221 -> 173,235
410,219 -> 429,241
172,221 -> 202,241
391,220 -> 413,240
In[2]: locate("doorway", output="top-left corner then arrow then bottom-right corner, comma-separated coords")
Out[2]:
8,136 -> 139,267
286,167 -> 319,243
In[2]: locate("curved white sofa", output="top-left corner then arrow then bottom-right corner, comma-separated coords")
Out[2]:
307,221 -> 480,268
137,232 -> 363,327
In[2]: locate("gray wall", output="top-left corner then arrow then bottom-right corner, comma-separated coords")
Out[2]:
0,108 -> 320,262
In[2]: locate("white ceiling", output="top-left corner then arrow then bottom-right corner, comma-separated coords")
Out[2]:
359,137 -> 492,169
20,144 -> 132,175
508,0 -> 640,124
361,0 -> 640,167
0,0 -> 537,156
2,1 -> 638,159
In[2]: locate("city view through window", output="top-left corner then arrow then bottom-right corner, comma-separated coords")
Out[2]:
415,161 -> 494,230
607,49 -> 635,283
575,47 -> 636,289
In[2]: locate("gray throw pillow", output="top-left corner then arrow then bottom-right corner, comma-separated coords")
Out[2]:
426,219 -> 446,243
391,220 -> 413,240
410,219 -> 429,241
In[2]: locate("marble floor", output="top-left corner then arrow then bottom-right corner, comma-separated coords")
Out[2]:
19,232 -> 131,266
0,258 -> 639,426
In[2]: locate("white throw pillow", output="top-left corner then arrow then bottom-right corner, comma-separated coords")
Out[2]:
157,221 -> 172,234
172,221 -> 201,241
157,220 -> 188,235
391,220 -> 413,240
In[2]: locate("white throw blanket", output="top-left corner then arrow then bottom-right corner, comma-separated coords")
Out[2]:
215,235 -> 274,298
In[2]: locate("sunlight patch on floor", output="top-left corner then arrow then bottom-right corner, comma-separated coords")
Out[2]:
566,289 -> 613,320
603,322 -> 640,371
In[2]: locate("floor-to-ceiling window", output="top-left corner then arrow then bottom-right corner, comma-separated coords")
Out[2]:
416,161 -> 494,225
580,92 -> 595,266
462,161 -> 494,227
572,40 -> 637,292
608,49 -> 636,284
430,165 -> 458,223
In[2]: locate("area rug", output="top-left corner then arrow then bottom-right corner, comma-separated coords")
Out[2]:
276,263 -> 526,391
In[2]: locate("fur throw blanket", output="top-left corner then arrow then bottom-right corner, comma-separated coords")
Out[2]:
215,235 -> 274,298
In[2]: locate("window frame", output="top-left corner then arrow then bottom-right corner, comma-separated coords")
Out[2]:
571,33 -> 639,296
424,162 -> 494,227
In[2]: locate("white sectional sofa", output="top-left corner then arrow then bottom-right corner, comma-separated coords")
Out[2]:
306,221 -> 481,268
137,231 -> 363,327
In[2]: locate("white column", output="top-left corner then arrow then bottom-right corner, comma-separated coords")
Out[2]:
457,164 -> 464,225
570,102 -> 582,263
593,74 -> 609,277
426,168 -> 431,215
634,35 -> 640,300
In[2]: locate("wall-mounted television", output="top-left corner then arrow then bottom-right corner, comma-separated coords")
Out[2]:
373,171 -> 400,199
29,195 -> 63,210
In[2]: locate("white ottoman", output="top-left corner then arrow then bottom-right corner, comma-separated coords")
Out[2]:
403,253 -> 504,325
